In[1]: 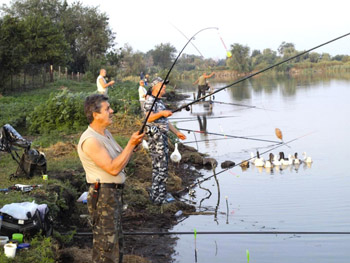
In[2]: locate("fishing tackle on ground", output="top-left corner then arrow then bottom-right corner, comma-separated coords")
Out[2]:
172,32 -> 350,114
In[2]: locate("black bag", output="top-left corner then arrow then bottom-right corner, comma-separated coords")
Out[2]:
0,208 -> 53,238
14,149 -> 47,178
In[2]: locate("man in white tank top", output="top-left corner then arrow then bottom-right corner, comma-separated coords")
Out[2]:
78,94 -> 144,262
96,69 -> 115,96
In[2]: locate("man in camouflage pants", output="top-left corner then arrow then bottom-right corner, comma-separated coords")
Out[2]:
78,94 -> 144,262
144,78 -> 186,205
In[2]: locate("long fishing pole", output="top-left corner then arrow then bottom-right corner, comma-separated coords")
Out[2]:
178,128 -> 282,144
139,27 -> 218,134
172,32 -> 350,113
170,116 -> 238,124
170,22 -> 204,57
179,132 -> 314,192
182,98 -> 259,109
73,231 -> 350,236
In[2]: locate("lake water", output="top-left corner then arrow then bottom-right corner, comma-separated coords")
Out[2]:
169,75 -> 350,263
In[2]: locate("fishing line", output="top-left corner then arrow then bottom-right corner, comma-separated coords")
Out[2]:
178,128 -> 282,144
217,30 -> 232,58
172,32 -> 350,114
139,27 -> 218,133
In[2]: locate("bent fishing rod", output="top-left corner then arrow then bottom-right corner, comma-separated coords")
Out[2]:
139,27 -> 218,134
172,32 -> 350,113
178,132 -> 315,193
178,127 -> 282,144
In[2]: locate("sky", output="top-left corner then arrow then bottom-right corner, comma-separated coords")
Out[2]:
1,0 -> 349,59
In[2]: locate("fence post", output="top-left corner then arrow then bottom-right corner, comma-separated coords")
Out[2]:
58,66 -> 61,79
50,65 -> 54,82
78,72 -> 80,82
65,67 -> 68,79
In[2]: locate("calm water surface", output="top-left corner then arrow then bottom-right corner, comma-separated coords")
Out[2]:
169,76 -> 350,263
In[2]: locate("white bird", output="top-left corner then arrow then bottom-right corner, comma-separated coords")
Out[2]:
293,152 -> 301,165
254,151 -> 265,167
250,152 -> 256,164
170,143 -> 181,163
302,152 -> 313,163
142,140 -> 149,150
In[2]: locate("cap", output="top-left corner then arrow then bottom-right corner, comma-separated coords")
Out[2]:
150,77 -> 169,87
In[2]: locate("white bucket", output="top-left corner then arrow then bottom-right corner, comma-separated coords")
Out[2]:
0,236 -> 9,246
4,243 -> 17,258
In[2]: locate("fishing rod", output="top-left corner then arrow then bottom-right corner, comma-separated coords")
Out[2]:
169,115 -> 237,120
172,32 -> 350,113
73,231 -> 350,236
178,128 -> 282,144
182,98 -> 259,110
139,27 -> 218,134
179,131 -> 314,192
170,22 -> 204,57
170,116 -> 238,124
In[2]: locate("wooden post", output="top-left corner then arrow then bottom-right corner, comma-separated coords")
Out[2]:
50,65 -> 54,82
77,72 -> 80,82
71,72 -> 73,80
58,66 -> 61,79
65,67 -> 68,79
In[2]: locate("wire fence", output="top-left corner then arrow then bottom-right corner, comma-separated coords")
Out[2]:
0,64 -> 84,93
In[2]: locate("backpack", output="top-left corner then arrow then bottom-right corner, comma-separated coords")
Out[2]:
12,148 -> 47,179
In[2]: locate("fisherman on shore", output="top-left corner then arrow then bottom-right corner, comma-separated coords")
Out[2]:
97,69 -> 115,96
144,77 -> 186,205
78,94 -> 144,262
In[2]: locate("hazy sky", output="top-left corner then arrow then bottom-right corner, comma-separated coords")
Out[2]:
1,0 -> 349,59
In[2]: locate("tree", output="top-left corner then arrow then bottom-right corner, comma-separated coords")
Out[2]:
227,43 -> 250,73
150,43 -> 177,69
60,2 -> 115,73
0,15 -> 27,90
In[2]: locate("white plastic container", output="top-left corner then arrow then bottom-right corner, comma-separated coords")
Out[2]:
0,236 -> 9,246
4,243 -> 17,258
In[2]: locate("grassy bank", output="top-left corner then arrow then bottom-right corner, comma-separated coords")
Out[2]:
0,79 -> 202,262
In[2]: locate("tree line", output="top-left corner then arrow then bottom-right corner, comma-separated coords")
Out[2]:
1,0 -> 350,93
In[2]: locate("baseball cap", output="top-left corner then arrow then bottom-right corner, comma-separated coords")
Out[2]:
150,77 -> 169,87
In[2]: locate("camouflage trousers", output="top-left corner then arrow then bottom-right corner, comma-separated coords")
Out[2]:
147,127 -> 169,204
87,186 -> 123,263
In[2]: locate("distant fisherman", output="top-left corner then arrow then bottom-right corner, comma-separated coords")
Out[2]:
144,77 -> 186,204
97,69 -> 115,96
193,72 -> 215,100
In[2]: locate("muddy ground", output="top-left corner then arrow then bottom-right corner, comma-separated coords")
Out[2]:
49,92 -> 213,263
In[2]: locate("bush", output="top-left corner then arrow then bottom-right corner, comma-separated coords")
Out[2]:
28,90 -> 88,134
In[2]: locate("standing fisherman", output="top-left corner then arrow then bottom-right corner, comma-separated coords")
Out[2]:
144,77 -> 186,205
78,94 -> 144,263
193,72 -> 215,100
97,69 -> 115,96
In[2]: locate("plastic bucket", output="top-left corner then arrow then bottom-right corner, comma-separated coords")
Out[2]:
12,233 -> 23,243
0,236 -> 9,246
4,243 -> 17,258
